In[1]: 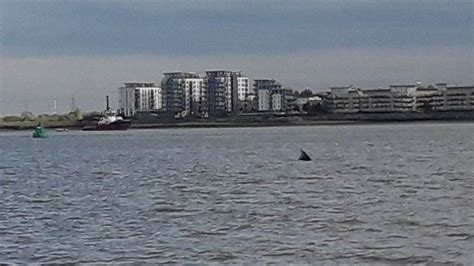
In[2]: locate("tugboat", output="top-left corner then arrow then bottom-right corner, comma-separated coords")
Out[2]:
33,123 -> 48,138
82,96 -> 131,131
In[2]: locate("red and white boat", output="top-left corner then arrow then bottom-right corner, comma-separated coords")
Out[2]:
83,96 -> 131,131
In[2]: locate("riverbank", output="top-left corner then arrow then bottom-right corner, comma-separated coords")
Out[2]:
1,111 -> 473,130
132,110 -> 474,129
0,112 -> 83,130
130,120 -> 361,129
0,121 -> 80,130
0,119 -> 363,131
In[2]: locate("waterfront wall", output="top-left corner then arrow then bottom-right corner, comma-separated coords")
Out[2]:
304,111 -> 474,121
1,111 -> 473,130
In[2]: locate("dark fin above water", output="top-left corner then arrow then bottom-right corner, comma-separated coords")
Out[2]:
298,149 -> 312,161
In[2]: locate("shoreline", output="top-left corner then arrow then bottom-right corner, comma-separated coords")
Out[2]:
130,120 -> 360,129
130,118 -> 474,130
2,110 -> 473,131
1,118 -> 473,131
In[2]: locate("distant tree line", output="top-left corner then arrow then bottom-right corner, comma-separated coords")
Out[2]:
294,88 -> 314,97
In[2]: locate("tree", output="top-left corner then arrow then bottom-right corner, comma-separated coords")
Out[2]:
302,102 -> 311,113
299,89 -> 314,97
303,101 -> 330,114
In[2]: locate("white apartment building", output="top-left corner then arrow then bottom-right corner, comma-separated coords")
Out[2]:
327,86 -> 362,113
360,88 -> 394,112
118,82 -> 162,117
389,85 -> 417,112
328,84 -> 418,113
433,85 -> 474,111
184,78 -> 206,116
272,93 -> 282,111
258,89 -> 271,111
237,76 -> 250,101
255,79 -> 288,112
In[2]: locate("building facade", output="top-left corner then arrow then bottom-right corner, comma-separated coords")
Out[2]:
360,88 -> 394,112
206,70 -> 246,117
254,79 -> 290,112
161,72 -> 205,117
237,76 -> 250,101
433,86 -> 474,111
184,78 -> 207,117
326,86 -> 362,113
327,84 -> 418,113
118,82 -> 162,117
258,89 -> 271,111
389,85 -> 417,112
326,83 -> 474,113
271,93 -> 282,111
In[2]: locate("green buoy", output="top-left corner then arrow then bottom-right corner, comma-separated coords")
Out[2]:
33,123 -> 48,138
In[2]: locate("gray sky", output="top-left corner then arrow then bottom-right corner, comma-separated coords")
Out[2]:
1,0 -> 473,115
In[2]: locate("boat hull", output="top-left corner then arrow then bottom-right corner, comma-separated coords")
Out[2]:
82,120 -> 131,131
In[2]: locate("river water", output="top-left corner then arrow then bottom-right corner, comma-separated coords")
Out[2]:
1,123 -> 473,264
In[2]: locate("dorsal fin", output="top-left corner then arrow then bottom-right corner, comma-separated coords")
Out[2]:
298,149 -> 312,161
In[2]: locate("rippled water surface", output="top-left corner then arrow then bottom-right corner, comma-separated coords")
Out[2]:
1,123 -> 474,264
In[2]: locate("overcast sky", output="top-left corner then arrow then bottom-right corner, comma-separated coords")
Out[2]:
1,0 -> 473,115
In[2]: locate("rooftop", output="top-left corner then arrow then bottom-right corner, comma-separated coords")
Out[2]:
163,71 -> 196,75
123,82 -> 156,87
447,86 -> 474,90
416,87 -> 439,91
389,84 -> 417,87
254,78 -> 278,81
362,88 -> 391,92
330,85 -> 353,90
205,70 -> 242,75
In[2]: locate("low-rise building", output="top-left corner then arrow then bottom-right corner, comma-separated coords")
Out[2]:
414,84 -> 474,112
389,85 -> 417,112
360,88 -> 393,112
295,96 -> 322,110
118,82 -> 162,117
327,84 -> 419,113
414,86 -> 443,111
325,86 -> 362,113
310,82 -> 473,114
255,79 -> 291,112
433,85 -> 474,111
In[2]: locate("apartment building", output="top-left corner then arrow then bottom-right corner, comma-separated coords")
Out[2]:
161,72 -> 205,117
327,82 -> 474,113
254,79 -> 290,112
433,85 -> 474,111
326,86 -> 362,113
185,78 -> 207,117
118,82 -> 162,117
327,84 -> 418,113
237,76 -> 251,101
206,70 -> 246,117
